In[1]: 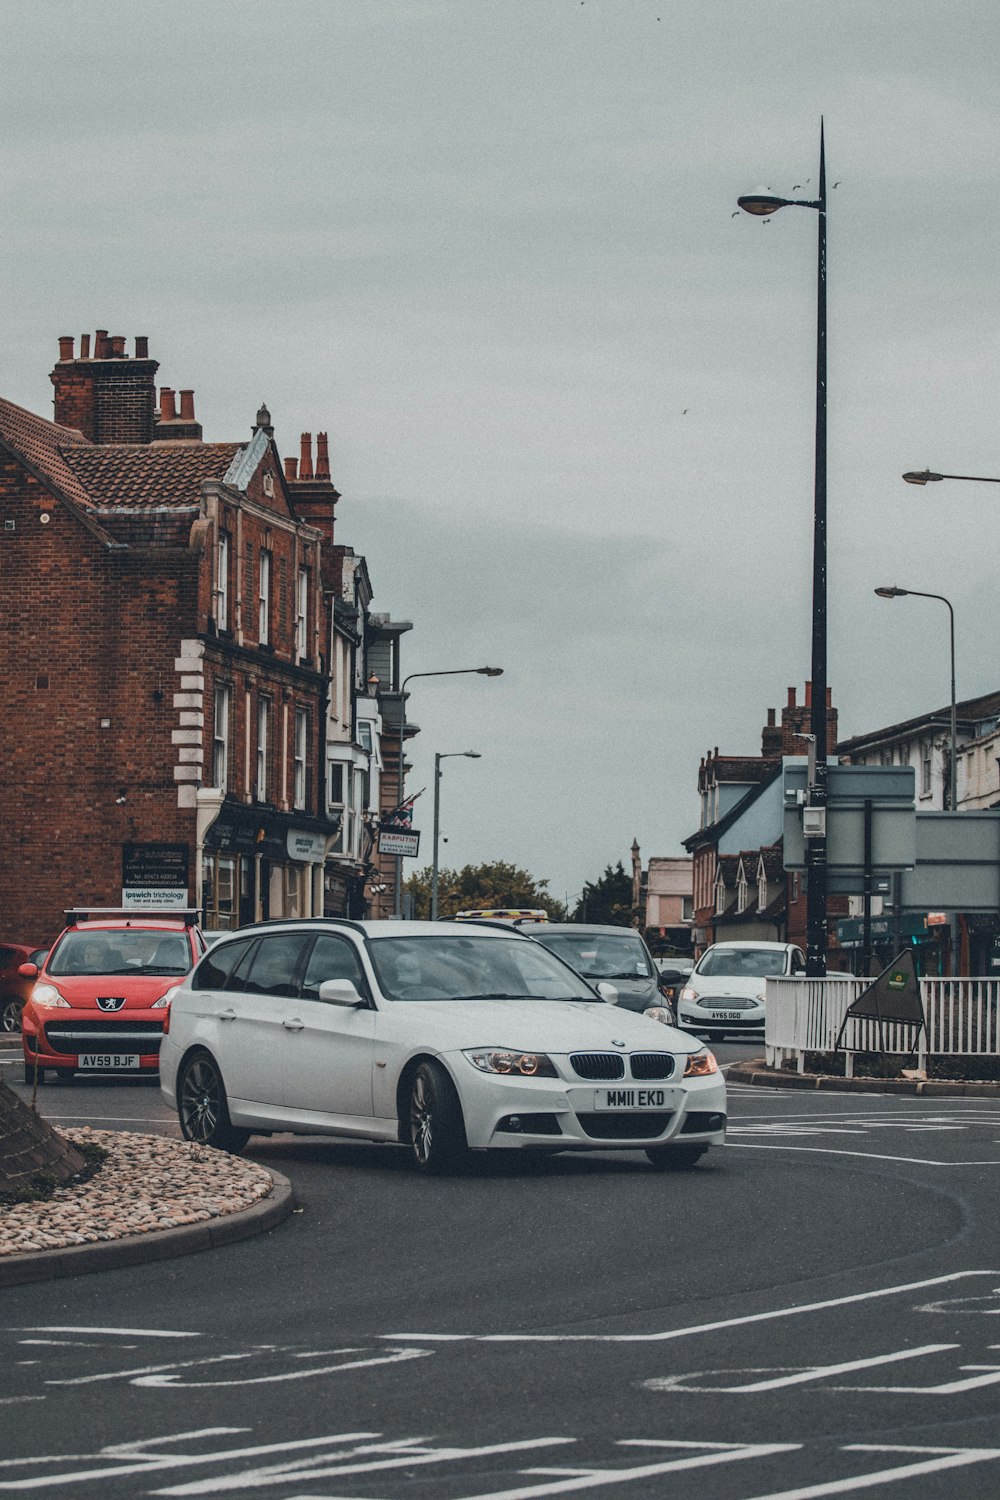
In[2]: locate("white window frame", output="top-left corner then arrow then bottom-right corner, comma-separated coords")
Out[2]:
258,549 -> 272,645
293,707 -> 308,809
212,684 -> 231,789
217,531 -> 230,631
296,566 -> 309,659
256,698 -> 270,802
714,875 -> 726,915
921,742 -> 932,796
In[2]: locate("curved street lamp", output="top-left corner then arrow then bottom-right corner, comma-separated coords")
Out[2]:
738,122 -> 829,977
874,587 -> 957,813
392,666 -> 502,917
430,751 -> 481,920
903,470 -> 1000,486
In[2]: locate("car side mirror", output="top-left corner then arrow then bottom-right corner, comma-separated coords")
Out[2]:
17,962 -> 38,978
318,978 -> 365,1007
595,981 -> 619,1004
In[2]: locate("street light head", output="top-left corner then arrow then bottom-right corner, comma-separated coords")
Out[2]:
874,586 -> 908,599
463,751 -> 482,759
477,666 -> 504,677
902,470 -> 943,485
737,192 -> 789,216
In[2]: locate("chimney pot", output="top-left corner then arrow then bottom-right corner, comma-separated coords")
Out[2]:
109,334 -> 126,357
58,336 -> 74,361
95,330 -> 109,358
135,335 -> 149,358
767,708 -> 776,726
827,686 -> 832,708
284,457 -> 299,481
805,681 -> 813,707
179,389 -> 195,421
299,432 -> 313,480
787,687 -> 796,707
80,334 -> 91,358
316,431 -> 331,479
160,388 -> 177,421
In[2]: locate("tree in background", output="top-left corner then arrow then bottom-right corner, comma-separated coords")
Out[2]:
404,861 -> 567,921
572,862 -> 633,925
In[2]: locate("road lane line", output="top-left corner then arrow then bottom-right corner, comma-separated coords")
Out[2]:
384,1269 -> 1000,1343
18,1327 -> 200,1339
724,1143 -> 1000,1165
705,1345 -> 956,1392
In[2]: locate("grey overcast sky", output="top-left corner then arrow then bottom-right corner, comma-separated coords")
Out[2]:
3,0 -> 999,905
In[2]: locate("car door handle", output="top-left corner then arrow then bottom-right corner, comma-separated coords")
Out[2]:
282,1017 -> 304,1031
219,1008 -> 238,1022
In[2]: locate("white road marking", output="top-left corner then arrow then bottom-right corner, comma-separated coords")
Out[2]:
642,1345 -> 956,1394
152,1437 -> 577,1496
0,1432 -> 381,1491
724,1143 -> 1000,1166
384,1269 -> 1000,1344
19,1326 -> 200,1339
134,1345 -> 432,1388
836,1363 -> 1000,1396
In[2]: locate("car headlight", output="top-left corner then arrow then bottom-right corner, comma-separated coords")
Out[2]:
643,1006 -> 674,1025
464,1049 -> 558,1078
756,992 -> 766,1003
151,985 -> 181,1010
684,1049 -> 718,1077
680,986 -> 698,1002
31,983 -> 70,1008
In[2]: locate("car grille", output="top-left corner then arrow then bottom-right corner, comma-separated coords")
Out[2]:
43,1020 -> 164,1054
629,1053 -> 675,1080
576,1112 -> 673,1140
698,996 -> 755,1009
570,1053 -> 626,1080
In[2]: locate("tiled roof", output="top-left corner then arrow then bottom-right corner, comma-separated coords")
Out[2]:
62,443 -> 242,508
837,689 -> 1000,752
0,395 -> 93,512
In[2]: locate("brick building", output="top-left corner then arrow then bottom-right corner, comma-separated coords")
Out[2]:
683,684 -> 839,955
0,330 -> 396,937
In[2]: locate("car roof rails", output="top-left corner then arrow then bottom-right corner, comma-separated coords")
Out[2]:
64,907 -> 201,926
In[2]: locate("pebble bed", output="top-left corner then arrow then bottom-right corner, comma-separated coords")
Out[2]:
0,1128 -> 275,1257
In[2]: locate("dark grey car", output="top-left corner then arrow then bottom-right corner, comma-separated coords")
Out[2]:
526,923 -> 669,1018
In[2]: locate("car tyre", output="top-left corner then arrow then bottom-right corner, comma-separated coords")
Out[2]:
177,1051 -> 251,1154
645,1144 -> 707,1171
23,1061 -> 44,1086
408,1060 -> 467,1174
2,996 -> 23,1033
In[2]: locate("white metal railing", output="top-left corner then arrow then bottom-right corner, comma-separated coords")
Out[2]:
764,976 -> 1000,1077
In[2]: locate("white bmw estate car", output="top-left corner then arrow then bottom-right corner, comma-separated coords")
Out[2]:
160,919 -> 726,1173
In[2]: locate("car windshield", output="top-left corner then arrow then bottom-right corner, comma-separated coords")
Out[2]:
696,948 -> 787,978
367,934 -> 599,1002
47,929 -> 193,977
531,931 -> 652,980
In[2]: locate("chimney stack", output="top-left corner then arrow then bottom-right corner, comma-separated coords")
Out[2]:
51,327 -> 159,443
286,426 -> 340,543
152,383 -> 202,443
284,457 -> 299,481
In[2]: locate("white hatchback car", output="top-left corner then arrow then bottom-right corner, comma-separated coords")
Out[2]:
160,919 -> 726,1173
677,940 -> 807,1041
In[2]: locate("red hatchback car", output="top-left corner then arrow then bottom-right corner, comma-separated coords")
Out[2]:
20,909 -> 205,1085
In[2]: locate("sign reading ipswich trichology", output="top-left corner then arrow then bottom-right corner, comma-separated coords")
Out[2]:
121,843 -> 190,909
378,828 -> 421,858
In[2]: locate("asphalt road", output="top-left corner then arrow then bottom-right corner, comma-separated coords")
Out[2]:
3,1040 -> 1000,1499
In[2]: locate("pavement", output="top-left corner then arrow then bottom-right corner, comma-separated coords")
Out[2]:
726,1056 -> 1000,1096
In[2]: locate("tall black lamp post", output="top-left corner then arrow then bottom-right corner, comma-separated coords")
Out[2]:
738,122 -> 829,977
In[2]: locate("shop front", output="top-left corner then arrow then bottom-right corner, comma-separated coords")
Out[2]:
199,799 -> 340,929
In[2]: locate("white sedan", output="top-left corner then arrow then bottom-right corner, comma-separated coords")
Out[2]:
160,920 -> 726,1173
